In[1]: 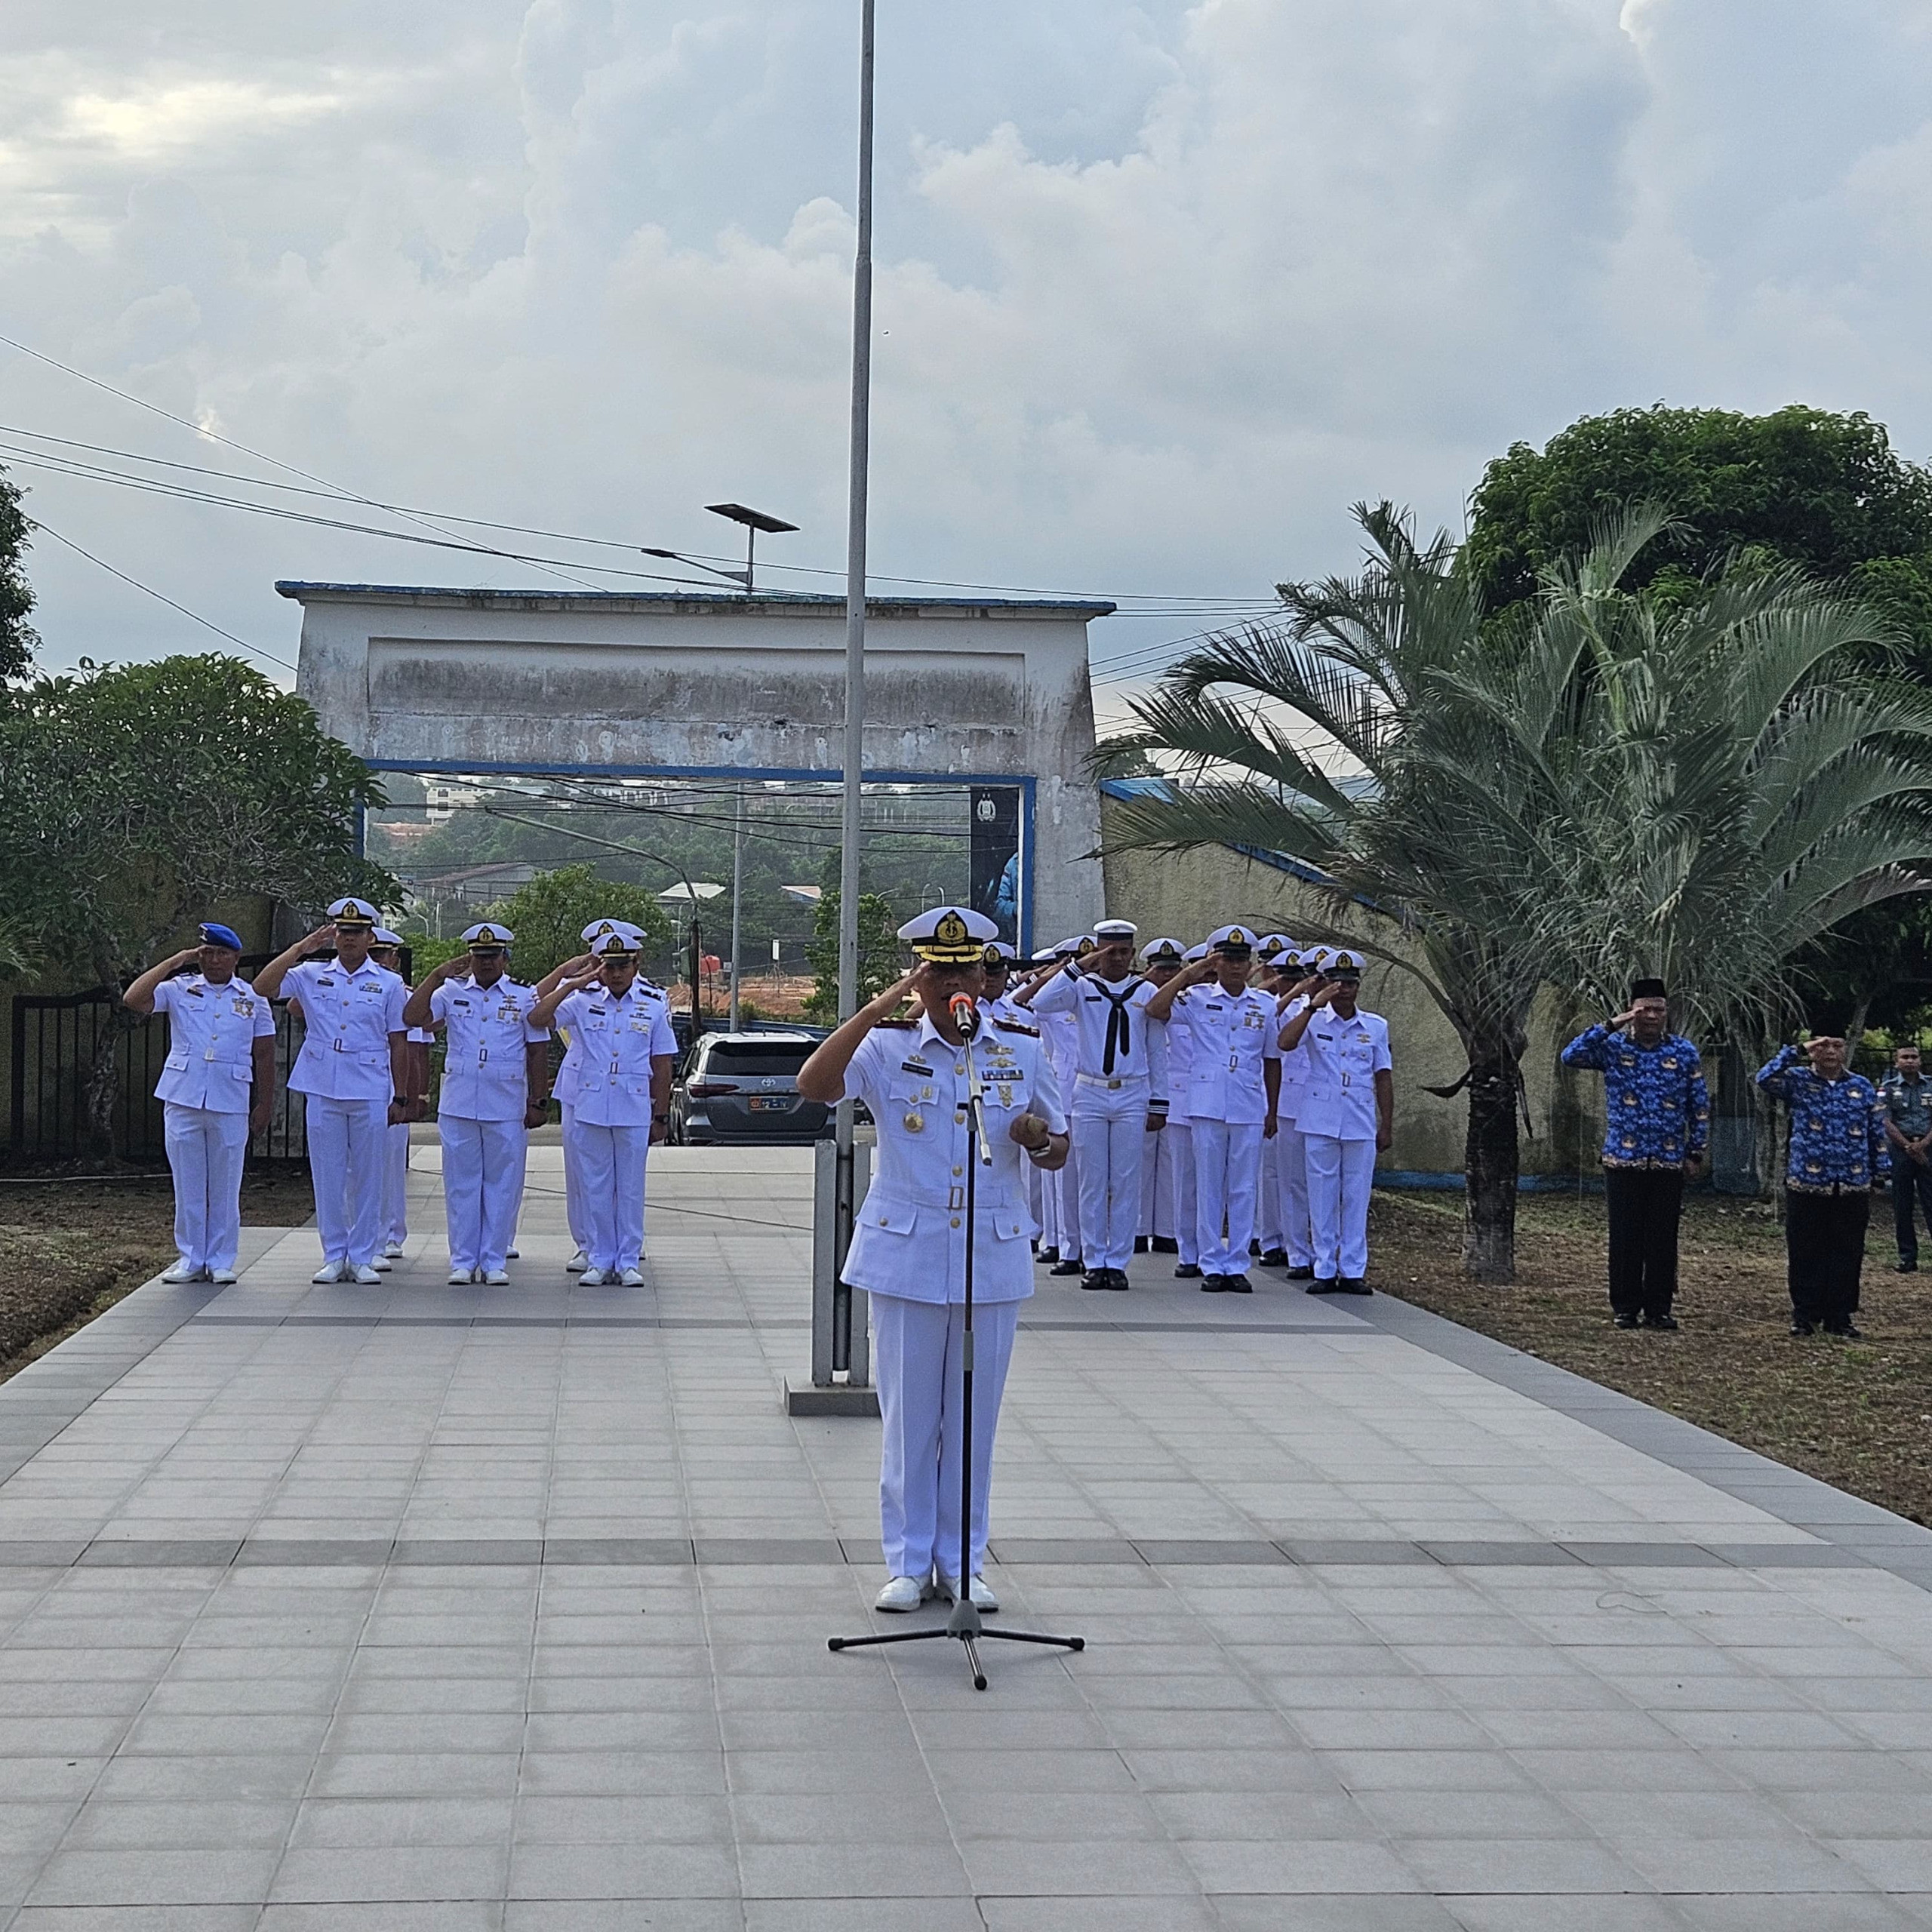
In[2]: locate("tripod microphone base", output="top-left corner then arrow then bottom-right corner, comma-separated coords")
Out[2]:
828,1608 -> 1084,1691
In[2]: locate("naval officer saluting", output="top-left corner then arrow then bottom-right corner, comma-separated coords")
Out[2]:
124,922 -> 278,1284
256,897 -> 410,1284
405,923 -> 551,1285
797,906 -> 1070,1614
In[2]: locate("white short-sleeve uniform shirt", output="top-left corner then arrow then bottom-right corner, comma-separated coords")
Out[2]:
284,958 -> 407,1101
1293,1008 -> 1392,1142
1170,984 -> 1281,1125
151,974 -> 276,1113
554,982 -> 678,1128
430,977 -> 549,1122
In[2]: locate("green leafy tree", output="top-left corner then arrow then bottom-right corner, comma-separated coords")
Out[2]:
460,863 -> 671,986
0,463 -> 35,684
803,889 -> 901,1025
1109,503 -> 1932,1280
0,655 -> 391,1152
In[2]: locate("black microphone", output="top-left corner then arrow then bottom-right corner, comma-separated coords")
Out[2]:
949,992 -> 982,1040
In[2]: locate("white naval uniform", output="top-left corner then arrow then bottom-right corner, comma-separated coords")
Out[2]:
1035,1001 -> 1081,1258
1029,968 -> 1168,1273
383,1023 -> 433,1249
285,958 -> 406,1271
556,981 -> 677,1273
1273,995 -> 1315,1270
1292,1005 -> 1392,1281
839,1015 -> 1066,1583
430,976 -> 547,1275
1159,999 -> 1201,1268
1171,984 -> 1281,1276
150,973 -> 275,1275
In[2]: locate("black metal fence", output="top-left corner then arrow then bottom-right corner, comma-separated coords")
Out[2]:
9,960 -> 309,1166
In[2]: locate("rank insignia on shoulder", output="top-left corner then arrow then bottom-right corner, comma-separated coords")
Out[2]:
874,1017 -> 917,1029
992,1019 -> 1038,1037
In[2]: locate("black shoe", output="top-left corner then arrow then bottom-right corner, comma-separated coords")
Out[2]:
1336,1277 -> 1371,1296
1285,1266 -> 1315,1281
1789,1319 -> 1815,1337
1134,1236 -> 1151,1254
1050,1258 -> 1084,1276
1825,1321 -> 1863,1340
1106,1269 -> 1131,1291
1613,1311 -> 1640,1330
1174,1263 -> 1202,1279
1642,1311 -> 1679,1331
1038,1246 -> 1059,1266
1259,1247 -> 1290,1269
1308,1279 -> 1340,1295
1080,1271 -> 1106,1291
1894,1260 -> 1918,1273
1200,1274 -> 1226,1293
1223,1273 -> 1254,1294
1151,1236 -> 1179,1254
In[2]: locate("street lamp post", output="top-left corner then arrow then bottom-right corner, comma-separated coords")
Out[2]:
729,783 -> 745,1031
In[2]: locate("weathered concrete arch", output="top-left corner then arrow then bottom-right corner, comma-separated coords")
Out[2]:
278,583 -> 1112,949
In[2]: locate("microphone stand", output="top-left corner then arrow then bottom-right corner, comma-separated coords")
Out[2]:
829,1011 -> 1084,1690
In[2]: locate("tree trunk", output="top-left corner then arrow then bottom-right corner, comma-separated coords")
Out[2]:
1460,1050 -> 1519,1281
82,985 -> 134,1160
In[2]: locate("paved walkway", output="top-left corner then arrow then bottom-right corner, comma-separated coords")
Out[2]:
0,1146 -> 1927,1928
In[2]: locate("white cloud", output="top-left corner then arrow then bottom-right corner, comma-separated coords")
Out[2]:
0,0 -> 1928,712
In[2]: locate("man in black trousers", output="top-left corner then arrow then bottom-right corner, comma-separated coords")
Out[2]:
1881,1043 -> 1932,1272
1560,979 -> 1710,1331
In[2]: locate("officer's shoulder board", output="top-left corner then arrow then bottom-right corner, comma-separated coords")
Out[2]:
992,1018 -> 1039,1038
874,1017 -> 918,1029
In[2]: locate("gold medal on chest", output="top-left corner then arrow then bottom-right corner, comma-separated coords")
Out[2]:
903,1110 -> 925,1134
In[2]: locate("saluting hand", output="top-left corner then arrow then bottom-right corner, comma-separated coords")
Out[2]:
1306,980 -> 1340,1010
1609,1008 -> 1640,1029
297,925 -> 335,956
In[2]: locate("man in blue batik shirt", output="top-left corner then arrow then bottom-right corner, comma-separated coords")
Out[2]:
1756,1034 -> 1890,1339
1560,977 -> 1709,1331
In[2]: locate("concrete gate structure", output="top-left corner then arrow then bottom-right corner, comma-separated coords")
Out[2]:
278,581 -> 1116,952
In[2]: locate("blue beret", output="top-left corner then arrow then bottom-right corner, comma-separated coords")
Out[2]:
199,923 -> 245,952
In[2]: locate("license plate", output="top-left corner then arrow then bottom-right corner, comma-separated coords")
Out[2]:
749,1097 -> 789,1112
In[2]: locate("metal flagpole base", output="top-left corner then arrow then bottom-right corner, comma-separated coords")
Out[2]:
829,1596 -> 1084,1693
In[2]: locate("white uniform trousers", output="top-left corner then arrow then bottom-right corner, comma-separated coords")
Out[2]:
1276,1121 -> 1314,1269
439,1116 -> 528,1274
1257,1134 -> 1282,1253
1072,1089 -> 1149,1272
1141,1125 -> 1178,1241
163,1103 -> 250,1274
1305,1133 -> 1377,1281
558,1103 -> 590,1254
304,1094 -> 390,1270
381,1121 -> 410,1247
568,1118 -> 652,1272
1052,1135 -> 1081,1260
1167,1121 -> 1199,1266
1192,1119 -> 1265,1276
869,1291 -> 1019,1583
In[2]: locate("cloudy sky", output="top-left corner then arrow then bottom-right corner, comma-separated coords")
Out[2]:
3,0 -> 1931,728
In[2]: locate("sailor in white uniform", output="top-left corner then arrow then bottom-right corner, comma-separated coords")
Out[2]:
1280,949 -> 1393,1294
1135,938 -> 1188,1255
796,906 -> 1069,1614
532,926 -> 622,1273
1022,920 -> 1167,1291
1272,945 -> 1323,1281
123,921 -> 277,1284
1019,937 -> 1087,1275
1146,924 -> 1280,1291
369,929 -> 431,1267
529,923 -> 678,1286
256,897 -> 410,1284
405,923 -> 550,1284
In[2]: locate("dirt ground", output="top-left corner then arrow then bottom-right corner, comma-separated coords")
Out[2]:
1371,1188 -> 1932,1529
0,1167 -> 313,1386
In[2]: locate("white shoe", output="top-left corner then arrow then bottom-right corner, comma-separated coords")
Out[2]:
312,1263 -> 344,1284
370,1255 -> 392,1272
161,1261 -> 202,1284
210,1268 -> 238,1285
874,1575 -> 926,1614
483,1269 -> 510,1286
381,1243 -> 405,1260
506,1247 -> 519,1259
565,1250 -> 586,1272
940,1574 -> 1000,1612
619,1266 -> 646,1287
448,1268 -> 473,1286
351,1265 -> 383,1285
577,1267 -> 607,1286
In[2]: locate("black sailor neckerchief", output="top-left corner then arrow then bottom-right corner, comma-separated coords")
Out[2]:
1090,973 -> 1145,1075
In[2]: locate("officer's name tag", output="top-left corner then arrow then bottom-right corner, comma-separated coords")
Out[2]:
900,1059 -> 933,1075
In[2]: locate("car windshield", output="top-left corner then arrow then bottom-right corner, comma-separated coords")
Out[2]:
698,1041 -> 815,1079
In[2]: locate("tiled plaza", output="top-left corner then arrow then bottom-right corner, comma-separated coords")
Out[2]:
0,1144 -> 1926,1927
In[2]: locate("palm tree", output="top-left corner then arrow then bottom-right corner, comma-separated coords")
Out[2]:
1107,503 -> 1932,1281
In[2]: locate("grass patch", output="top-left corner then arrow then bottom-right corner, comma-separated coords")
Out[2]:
1371,1187 -> 1932,1528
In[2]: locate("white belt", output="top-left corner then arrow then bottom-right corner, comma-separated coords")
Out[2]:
1075,1072 -> 1144,1091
